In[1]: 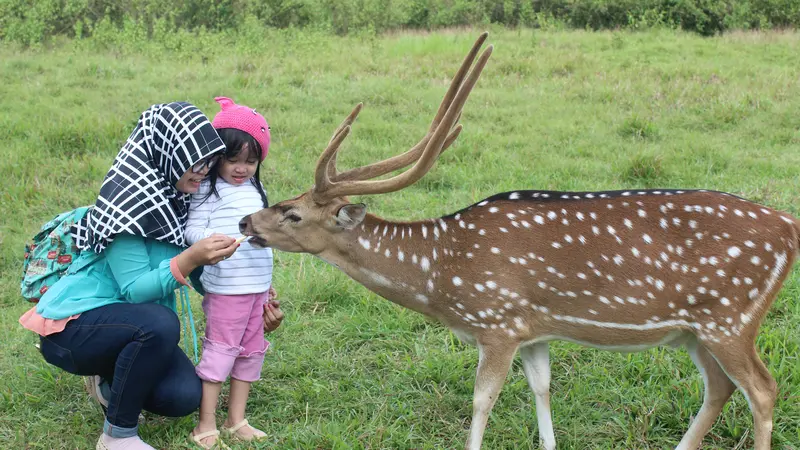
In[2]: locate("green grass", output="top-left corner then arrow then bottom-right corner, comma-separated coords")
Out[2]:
1,27 -> 800,449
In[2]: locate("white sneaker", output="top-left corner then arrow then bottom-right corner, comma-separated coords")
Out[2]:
96,434 -> 155,450
85,376 -> 109,410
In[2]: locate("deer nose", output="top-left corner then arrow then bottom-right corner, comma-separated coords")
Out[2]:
239,216 -> 251,234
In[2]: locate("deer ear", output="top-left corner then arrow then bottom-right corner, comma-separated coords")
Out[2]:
335,203 -> 367,229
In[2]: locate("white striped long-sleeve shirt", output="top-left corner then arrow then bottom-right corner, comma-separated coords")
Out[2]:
185,179 -> 273,295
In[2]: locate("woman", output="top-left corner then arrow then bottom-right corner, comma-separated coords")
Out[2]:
18,101 -> 283,450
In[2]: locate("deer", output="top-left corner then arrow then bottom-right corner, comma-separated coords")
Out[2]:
239,32 -> 796,450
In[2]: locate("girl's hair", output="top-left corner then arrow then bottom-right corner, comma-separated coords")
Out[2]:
203,128 -> 269,208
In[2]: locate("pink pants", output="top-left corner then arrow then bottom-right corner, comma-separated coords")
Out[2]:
195,292 -> 270,383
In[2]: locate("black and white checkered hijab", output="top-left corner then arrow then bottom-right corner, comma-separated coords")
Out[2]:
73,102 -> 226,253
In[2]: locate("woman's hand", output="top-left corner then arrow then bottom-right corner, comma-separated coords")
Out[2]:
200,234 -> 239,265
268,285 -> 277,301
175,234 -> 239,276
263,299 -> 284,333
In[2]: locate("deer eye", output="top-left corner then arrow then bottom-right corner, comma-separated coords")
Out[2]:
285,213 -> 302,223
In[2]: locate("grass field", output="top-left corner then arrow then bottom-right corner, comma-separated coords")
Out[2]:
1,27 -> 799,449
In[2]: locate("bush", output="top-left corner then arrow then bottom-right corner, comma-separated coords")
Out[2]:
1,0 -> 798,45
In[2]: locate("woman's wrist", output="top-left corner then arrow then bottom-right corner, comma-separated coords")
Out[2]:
170,258 -> 190,286
174,247 -> 200,278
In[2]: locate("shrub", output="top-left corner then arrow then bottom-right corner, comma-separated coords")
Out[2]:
1,0 -> 798,45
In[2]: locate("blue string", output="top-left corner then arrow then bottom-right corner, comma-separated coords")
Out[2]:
179,287 -> 190,360
179,286 -> 199,364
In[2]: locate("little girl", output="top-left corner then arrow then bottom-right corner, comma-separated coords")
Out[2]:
185,97 -> 276,448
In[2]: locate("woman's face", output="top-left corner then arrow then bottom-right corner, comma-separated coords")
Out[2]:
175,156 -> 216,194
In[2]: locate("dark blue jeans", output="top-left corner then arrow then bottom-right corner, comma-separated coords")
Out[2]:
39,303 -> 201,437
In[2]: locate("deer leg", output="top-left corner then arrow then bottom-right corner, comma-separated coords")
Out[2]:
675,337 -> 736,450
707,343 -> 777,450
519,343 -> 555,450
465,343 -> 516,450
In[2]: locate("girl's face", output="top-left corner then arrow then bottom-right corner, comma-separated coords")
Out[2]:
220,143 -> 259,185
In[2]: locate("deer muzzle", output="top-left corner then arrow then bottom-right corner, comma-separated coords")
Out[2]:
239,215 -> 252,235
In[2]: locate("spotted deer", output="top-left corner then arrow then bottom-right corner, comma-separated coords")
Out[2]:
239,32 -> 796,450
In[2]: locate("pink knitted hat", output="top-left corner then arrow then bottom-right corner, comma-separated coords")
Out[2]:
211,96 -> 271,161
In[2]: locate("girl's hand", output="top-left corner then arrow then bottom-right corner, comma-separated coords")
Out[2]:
268,286 -> 277,301
263,300 -> 284,333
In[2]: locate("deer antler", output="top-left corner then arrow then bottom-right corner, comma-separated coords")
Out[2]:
327,32 -> 484,183
325,103 -> 364,181
312,33 -> 492,203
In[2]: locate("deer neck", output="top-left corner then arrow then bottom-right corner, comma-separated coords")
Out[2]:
317,213 -> 447,316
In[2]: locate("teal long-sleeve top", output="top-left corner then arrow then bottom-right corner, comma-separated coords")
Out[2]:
36,233 -> 185,320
